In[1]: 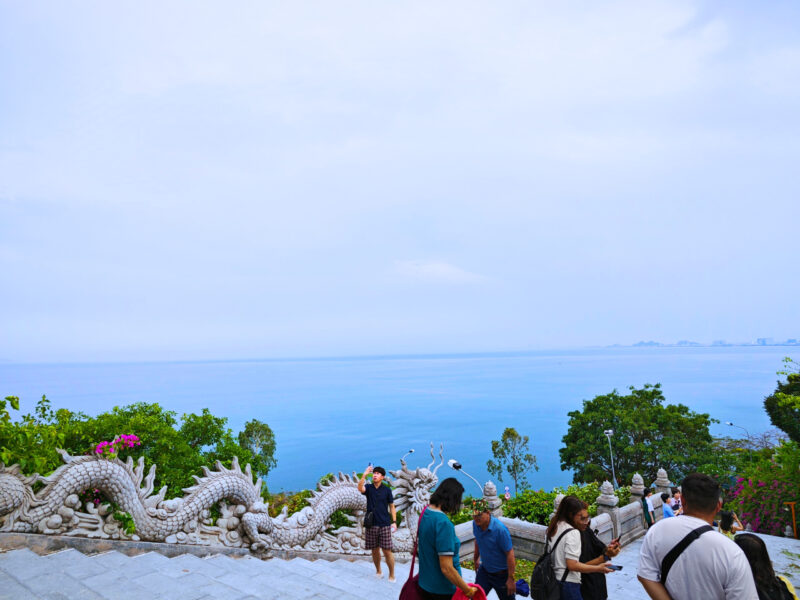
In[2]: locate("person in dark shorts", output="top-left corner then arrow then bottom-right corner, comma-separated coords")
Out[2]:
358,464 -> 397,581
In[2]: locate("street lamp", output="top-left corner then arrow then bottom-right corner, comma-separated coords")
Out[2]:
604,429 -> 619,490
447,459 -> 484,495
724,422 -> 751,442
725,421 -> 754,468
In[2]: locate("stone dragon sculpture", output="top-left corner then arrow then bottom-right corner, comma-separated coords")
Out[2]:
0,443 -> 447,556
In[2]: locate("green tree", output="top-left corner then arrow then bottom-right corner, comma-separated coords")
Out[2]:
559,384 -> 716,485
486,427 -> 538,495
764,357 -> 800,443
1,397 -> 277,500
237,419 -> 277,479
0,395 -> 66,474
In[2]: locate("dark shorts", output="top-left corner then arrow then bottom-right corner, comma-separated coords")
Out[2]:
559,581 -> 583,600
365,525 -> 393,550
419,587 -> 452,600
476,566 -> 515,600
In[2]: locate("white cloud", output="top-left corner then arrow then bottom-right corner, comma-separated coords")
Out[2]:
392,260 -> 487,285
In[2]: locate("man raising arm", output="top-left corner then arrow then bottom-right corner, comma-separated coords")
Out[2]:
359,465 -> 397,582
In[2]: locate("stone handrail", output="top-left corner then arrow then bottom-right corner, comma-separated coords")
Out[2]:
455,470 -> 674,562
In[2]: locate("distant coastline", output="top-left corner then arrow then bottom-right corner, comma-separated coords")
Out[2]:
611,338 -> 799,348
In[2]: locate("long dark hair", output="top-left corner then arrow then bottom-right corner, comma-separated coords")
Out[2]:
429,477 -> 465,514
719,510 -> 734,533
734,534 -> 785,600
547,495 -> 587,539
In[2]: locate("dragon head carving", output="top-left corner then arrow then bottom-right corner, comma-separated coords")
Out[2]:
389,443 -> 444,533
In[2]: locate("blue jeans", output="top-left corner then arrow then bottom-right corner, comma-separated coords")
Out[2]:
559,581 -> 584,600
475,566 -> 515,600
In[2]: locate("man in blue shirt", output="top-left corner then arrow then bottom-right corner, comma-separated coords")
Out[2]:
358,465 -> 397,581
472,498 -> 516,600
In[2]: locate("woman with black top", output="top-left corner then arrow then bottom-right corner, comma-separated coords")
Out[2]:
578,527 -> 621,600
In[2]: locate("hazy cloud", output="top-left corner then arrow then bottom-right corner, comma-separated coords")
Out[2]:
393,260 -> 487,285
0,0 -> 798,361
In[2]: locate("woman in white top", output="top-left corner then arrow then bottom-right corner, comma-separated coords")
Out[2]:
546,496 -> 613,600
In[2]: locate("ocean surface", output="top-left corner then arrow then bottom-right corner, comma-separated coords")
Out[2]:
0,347 -> 791,494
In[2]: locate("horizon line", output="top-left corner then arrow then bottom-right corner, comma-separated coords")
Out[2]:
1,341 -> 795,368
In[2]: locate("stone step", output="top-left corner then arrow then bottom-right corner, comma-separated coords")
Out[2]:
0,546 -> 478,600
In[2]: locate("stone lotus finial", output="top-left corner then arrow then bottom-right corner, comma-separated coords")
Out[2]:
482,481 -> 503,517
631,473 -> 645,497
549,493 -> 566,521
655,468 -> 671,487
596,480 -> 619,507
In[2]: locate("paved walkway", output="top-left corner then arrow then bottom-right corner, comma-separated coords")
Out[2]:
0,531 -> 797,599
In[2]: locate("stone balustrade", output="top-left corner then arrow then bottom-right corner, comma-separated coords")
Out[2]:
456,469 -> 677,562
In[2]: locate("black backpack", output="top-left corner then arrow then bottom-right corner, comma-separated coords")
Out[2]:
530,528 -> 575,600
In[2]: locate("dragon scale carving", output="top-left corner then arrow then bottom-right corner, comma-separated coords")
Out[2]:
0,444 -> 447,555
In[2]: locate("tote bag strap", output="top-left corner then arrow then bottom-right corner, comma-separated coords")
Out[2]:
406,505 -> 428,582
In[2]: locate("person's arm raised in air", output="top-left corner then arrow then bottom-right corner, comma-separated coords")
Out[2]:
358,465 -> 372,494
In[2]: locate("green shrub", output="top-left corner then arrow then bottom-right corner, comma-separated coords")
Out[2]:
502,489 -> 558,524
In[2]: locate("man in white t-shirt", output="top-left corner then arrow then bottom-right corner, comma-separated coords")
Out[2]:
637,473 -> 758,600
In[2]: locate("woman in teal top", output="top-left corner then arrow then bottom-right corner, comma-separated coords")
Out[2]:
417,477 -> 476,599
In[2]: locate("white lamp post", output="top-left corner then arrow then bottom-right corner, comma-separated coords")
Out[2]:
447,459 -> 484,495
604,429 -> 619,490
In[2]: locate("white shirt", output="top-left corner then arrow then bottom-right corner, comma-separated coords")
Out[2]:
548,520 -> 582,584
638,515 -> 758,600
645,496 -> 655,513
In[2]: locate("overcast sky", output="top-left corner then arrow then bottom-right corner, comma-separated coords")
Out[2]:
1,1 -> 799,363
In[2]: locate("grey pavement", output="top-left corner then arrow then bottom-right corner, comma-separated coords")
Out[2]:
0,531 -> 797,600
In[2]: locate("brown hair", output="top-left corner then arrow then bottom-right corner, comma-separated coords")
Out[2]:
547,495 -> 588,539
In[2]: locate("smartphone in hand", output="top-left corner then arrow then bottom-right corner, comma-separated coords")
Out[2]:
607,564 -> 623,571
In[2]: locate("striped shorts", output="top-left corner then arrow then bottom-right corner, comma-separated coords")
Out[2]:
365,525 -> 393,550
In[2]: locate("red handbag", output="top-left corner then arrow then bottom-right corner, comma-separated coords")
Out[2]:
399,506 -> 427,600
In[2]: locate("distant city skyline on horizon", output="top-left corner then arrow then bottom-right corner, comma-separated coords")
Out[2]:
2,337 -> 798,366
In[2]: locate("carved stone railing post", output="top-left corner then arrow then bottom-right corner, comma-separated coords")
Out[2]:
549,494 -> 565,523
630,473 -> 645,502
630,473 -> 646,529
595,481 -> 620,540
654,468 -> 672,495
483,481 -> 503,518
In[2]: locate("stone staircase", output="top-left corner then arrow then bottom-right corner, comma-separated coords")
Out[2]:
3,532 -> 797,600
0,548 -> 476,600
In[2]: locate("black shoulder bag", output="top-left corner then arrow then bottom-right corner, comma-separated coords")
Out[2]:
660,525 -> 713,585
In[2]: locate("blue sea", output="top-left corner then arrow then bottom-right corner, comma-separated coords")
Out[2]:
0,347 -> 790,495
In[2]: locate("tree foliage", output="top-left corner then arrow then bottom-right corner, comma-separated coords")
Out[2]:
764,357 -> 800,443
0,397 -> 276,499
486,427 -> 538,495
559,384 -> 716,485
238,419 -> 278,479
